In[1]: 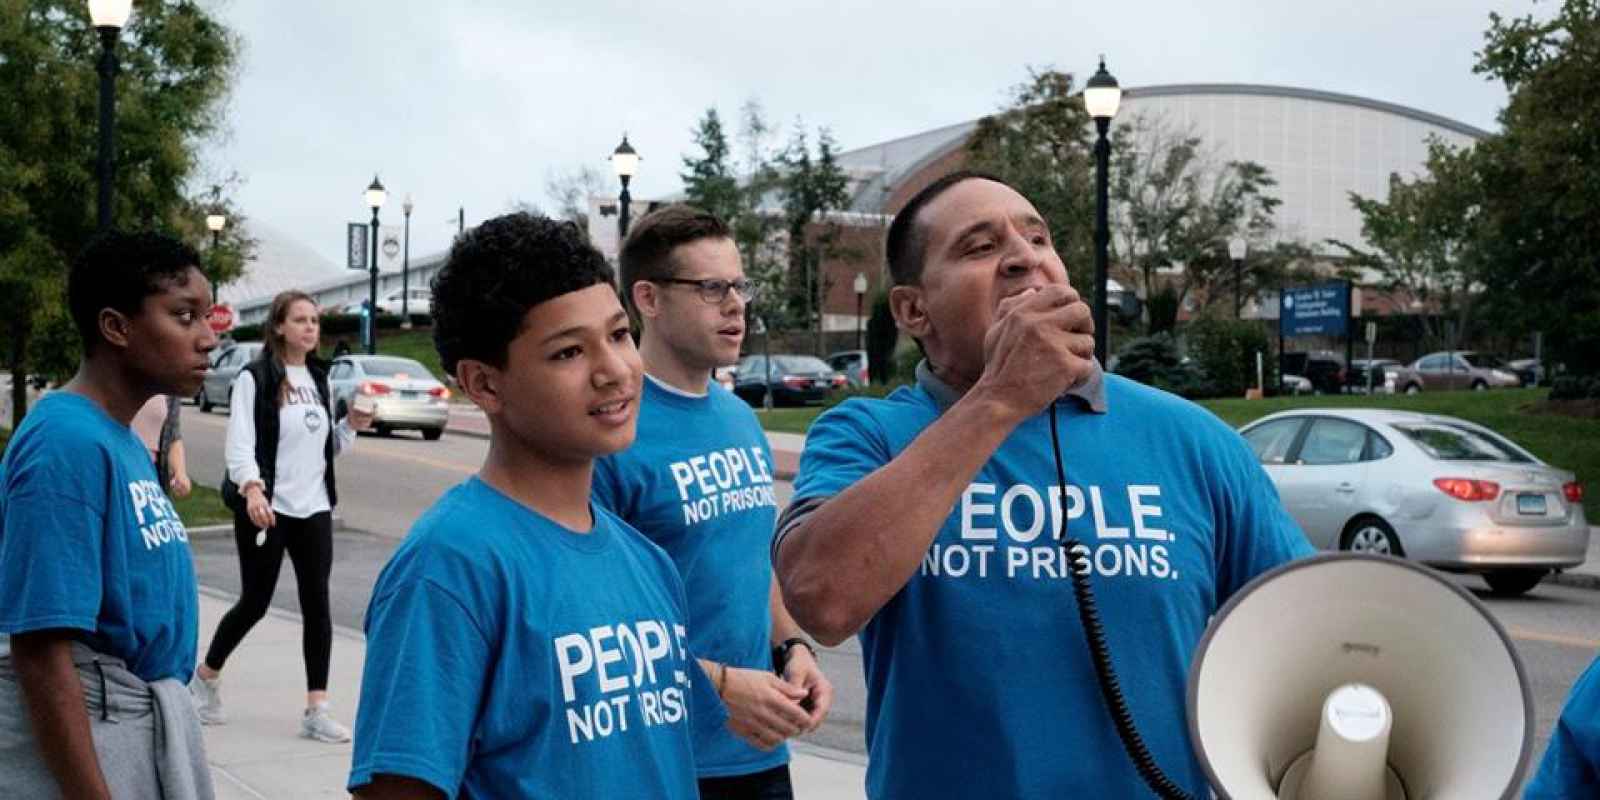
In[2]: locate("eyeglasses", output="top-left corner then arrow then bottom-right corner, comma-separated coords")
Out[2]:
654,278 -> 760,305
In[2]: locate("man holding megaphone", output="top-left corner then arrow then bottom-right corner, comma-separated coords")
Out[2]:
773,171 -> 1314,799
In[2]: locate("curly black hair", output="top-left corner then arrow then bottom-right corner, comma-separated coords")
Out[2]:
69,230 -> 204,354
432,212 -> 616,375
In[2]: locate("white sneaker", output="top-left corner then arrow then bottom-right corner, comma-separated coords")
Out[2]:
188,673 -> 226,725
300,703 -> 351,743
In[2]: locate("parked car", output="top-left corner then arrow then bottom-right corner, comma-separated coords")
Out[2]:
732,354 -> 845,407
197,341 -> 264,412
1239,408 -> 1588,596
1281,351 -> 1347,394
1280,374 -> 1313,396
1410,351 -> 1522,391
1506,357 -> 1547,388
327,355 -> 451,440
334,288 -> 431,317
1347,358 -> 1424,395
826,349 -> 869,388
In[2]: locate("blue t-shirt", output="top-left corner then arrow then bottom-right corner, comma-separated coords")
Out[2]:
790,373 -> 1312,798
0,392 -> 198,683
348,477 -> 718,799
1527,651 -> 1600,798
594,377 -> 786,778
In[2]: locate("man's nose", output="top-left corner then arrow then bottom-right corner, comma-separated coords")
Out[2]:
998,229 -> 1043,277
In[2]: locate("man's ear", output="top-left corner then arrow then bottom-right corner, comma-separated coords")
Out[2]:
888,285 -> 929,339
97,308 -> 133,351
454,359 -> 503,414
630,280 -> 661,321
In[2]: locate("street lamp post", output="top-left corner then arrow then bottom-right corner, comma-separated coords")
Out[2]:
1084,56 -> 1121,365
611,135 -> 640,242
1228,236 -> 1248,319
364,175 -> 387,355
401,194 -> 413,329
89,0 -> 133,232
852,272 -> 868,352
206,212 -> 226,303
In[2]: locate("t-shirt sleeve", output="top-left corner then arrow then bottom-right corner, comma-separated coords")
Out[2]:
1212,428 -> 1316,602
773,402 -> 893,562
348,576 -> 491,797
1527,655 -> 1600,799
0,445 -> 107,635
791,401 -> 893,502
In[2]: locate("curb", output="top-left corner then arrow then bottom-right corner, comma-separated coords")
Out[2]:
1547,570 -> 1600,592
187,514 -> 346,538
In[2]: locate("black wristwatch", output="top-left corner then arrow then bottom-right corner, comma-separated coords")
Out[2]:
772,637 -> 816,672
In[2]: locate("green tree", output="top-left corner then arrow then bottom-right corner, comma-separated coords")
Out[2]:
0,0 -> 241,425
966,68 -> 1097,291
1470,0 -> 1600,373
680,108 -> 741,225
1327,140 -> 1482,352
777,124 -> 852,353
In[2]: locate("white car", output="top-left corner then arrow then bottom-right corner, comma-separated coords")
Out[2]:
1240,408 -> 1588,596
336,288 -> 431,317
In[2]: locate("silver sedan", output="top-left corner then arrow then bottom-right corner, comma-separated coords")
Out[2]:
327,355 -> 451,440
1240,408 -> 1588,596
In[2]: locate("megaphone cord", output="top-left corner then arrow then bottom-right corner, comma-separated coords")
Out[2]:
1050,402 -> 1195,800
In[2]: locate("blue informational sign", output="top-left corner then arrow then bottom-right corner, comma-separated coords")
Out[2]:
1281,282 -> 1350,337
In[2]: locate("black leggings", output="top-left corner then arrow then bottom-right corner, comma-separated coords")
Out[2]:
203,509 -> 334,692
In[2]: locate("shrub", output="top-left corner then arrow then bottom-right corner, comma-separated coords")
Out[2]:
1184,318 -> 1276,398
1114,333 -> 1213,398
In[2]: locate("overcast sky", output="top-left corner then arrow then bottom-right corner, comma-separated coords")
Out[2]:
204,0 -> 1538,271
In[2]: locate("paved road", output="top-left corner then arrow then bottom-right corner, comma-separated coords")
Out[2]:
176,402 -> 1598,769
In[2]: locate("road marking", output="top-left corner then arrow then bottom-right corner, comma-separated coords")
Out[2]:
1508,626 -> 1600,651
185,409 -> 478,475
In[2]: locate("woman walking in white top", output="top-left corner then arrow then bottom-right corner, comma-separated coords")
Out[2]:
190,290 -> 372,741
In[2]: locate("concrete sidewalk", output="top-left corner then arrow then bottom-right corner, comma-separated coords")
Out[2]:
195,587 -> 866,799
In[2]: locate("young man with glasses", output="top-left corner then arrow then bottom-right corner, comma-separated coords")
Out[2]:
595,205 -> 832,800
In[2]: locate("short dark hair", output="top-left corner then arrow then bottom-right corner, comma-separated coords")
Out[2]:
617,204 -> 731,313
69,230 -> 203,354
431,212 -> 615,375
885,170 -> 1013,286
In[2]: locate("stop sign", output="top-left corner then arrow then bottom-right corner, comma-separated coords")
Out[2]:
207,303 -> 235,334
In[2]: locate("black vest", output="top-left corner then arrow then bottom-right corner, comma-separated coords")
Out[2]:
241,354 -> 339,509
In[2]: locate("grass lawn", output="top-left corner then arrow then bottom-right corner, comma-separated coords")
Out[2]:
1,427 -> 233,527
752,387 -> 1600,519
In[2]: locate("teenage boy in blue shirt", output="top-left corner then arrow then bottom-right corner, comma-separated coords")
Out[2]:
348,214 -> 716,799
595,205 -> 833,799
0,231 -> 219,798
774,172 -> 1312,798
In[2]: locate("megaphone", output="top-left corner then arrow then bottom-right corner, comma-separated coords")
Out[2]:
1187,553 -> 1533,799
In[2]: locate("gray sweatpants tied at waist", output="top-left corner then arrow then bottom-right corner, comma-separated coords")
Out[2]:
0,641 -> 214,799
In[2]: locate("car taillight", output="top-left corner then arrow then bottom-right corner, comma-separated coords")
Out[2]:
429,386 -> 451,400
1565,482 -> 1584,503
360,381 -> 392,395
781,375 -> 808,389
1433,478 -> 1501,502
831,374 -> 847,388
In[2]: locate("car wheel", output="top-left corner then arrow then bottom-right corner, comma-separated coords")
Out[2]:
1483,569 -> 1545,597
422,427 -> 443,441
1340,515 -> 1404,557
199,387 -> 213,412
1404,383 -> 1421,395
1472,380 -> 1488,391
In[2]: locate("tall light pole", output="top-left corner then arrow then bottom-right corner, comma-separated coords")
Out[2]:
401,194 -> 413,328
1228,236 -> 1248,319
206,212 -> 226,303
853,272 -> 868,352
611,135 -> 640,242
364,175 -> 387,355
1084,56 -> 1121,365
89,0 -> 133,232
